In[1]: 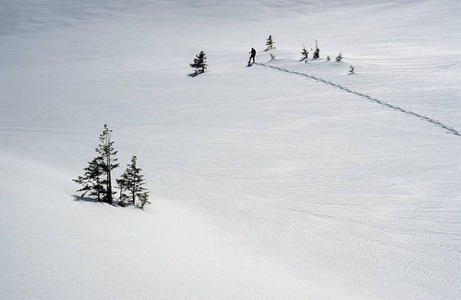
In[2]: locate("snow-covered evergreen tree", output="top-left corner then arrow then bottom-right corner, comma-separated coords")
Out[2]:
190,51 -> 207,74
265,35 -> 275,51
117,155 -> 150,209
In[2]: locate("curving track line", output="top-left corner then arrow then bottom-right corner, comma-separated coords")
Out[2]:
255,63 -> 460,137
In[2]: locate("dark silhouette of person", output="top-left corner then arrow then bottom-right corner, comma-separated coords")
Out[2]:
249,48 -> 256,64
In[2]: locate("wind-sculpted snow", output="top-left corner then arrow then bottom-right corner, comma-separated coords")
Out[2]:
256,63 -> 461,137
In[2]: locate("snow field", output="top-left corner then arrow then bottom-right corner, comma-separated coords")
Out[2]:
1,0 -> 461,299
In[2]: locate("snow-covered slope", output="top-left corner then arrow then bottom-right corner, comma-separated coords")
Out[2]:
1,0 -> 460,299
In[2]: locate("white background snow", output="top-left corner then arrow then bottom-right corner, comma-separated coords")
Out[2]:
1,0 -> 460,299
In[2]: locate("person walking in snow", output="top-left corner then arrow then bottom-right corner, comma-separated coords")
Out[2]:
248,48 -> 256,64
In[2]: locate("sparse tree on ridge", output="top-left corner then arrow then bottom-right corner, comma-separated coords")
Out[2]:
326,55 -> 331,61
190,51 -> 207,74
349,65 -> 355,74
301,45 -> 309,62
336,51 -> 343,62
313,39 -> 320,59
265,35 -> 275,51
117,155 -> 150,209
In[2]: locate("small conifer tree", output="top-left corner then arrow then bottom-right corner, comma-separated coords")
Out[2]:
73,156 -> 105,201
326,55 -> 331,61
265,35 -> 275,51
117,156 -> 150,209
190,51 -> 207,74
139,190 -> 151,210
301,45 -> 309,62
336,52 -> 343,62
270,53 -> 275,60
349,65 -> 355,74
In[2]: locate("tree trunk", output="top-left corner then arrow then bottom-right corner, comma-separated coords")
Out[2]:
107,170 -> 112,204
132,183 -> 136,205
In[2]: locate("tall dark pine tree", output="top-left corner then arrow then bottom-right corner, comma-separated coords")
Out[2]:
118,156 -> 150,209
73,156 -> 105,201
95,124 -> 119,204
190,51 -> 207,74
265,35 -> 275,51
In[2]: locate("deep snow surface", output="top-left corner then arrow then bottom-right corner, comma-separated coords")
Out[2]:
1,1 -> 461,299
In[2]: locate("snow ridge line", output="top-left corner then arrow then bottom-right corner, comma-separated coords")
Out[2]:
254,63 -> 460,137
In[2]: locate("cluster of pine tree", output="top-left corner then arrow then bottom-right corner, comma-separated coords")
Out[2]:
264,36 -> 346,66
298,39 -> 354,73
298,39 -> 321,61
73,125 -> 150,210
265,36 -> 321,61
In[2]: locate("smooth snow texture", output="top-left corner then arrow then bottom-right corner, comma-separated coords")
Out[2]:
1,0 -> 461,299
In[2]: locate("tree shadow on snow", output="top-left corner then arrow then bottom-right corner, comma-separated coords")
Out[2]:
72,195 -> 101,203
188,70 -> 206,78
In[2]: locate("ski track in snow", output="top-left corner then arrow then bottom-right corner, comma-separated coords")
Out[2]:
255,63 -> 461,137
